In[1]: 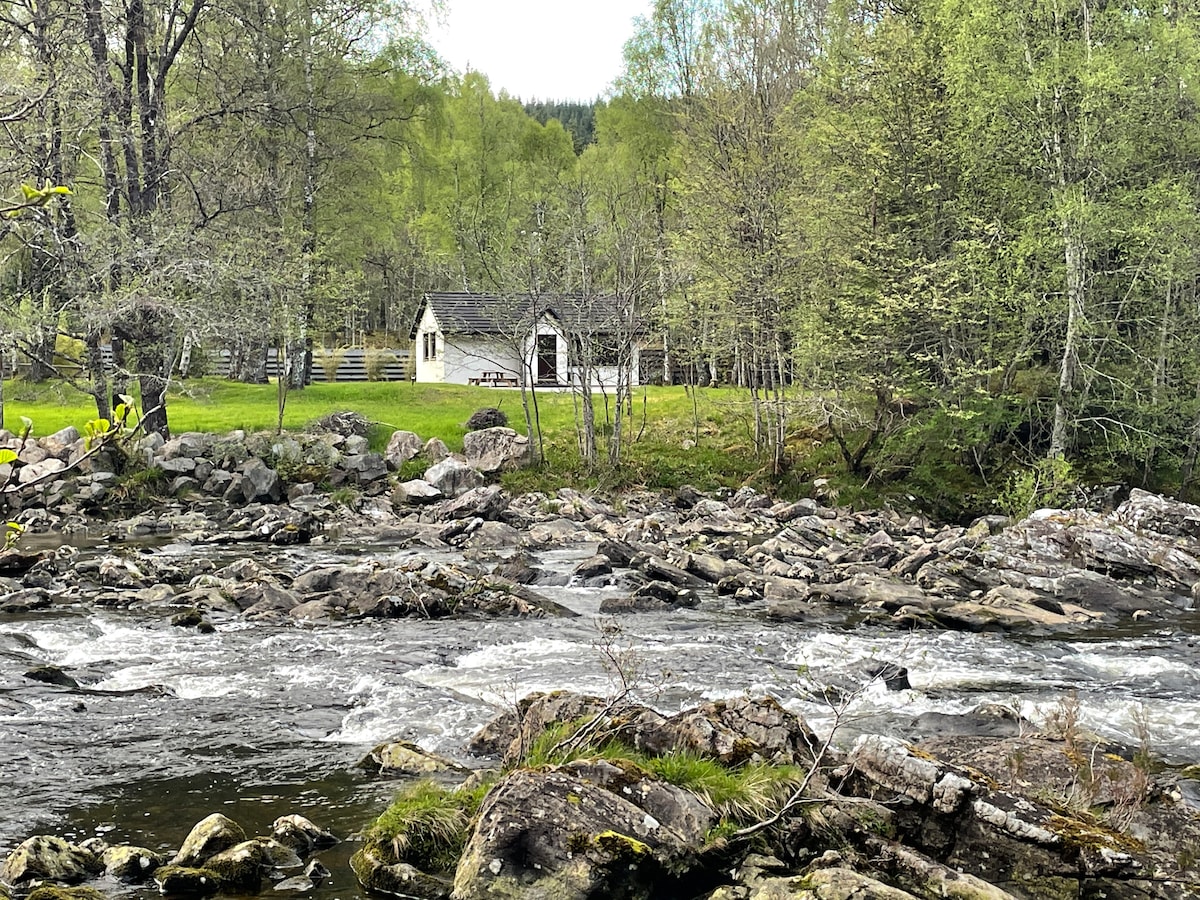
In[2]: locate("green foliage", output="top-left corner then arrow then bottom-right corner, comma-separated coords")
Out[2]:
112,466 -> 168,504
518,720 -> 806,826
0,183 -> 72,219
368,779 -> 488,873
997,458 -> 1078,519
645,751 -> 806,822
3,521 -> 24,551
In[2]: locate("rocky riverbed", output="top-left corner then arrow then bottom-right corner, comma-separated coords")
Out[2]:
2,419 -> 1200,898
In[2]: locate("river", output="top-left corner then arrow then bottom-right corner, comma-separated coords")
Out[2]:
3,537 -> 1199,898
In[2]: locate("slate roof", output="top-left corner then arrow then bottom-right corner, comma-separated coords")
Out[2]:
410,292 -> 635,339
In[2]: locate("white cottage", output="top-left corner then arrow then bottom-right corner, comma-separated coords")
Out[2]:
410,292 -> 641,388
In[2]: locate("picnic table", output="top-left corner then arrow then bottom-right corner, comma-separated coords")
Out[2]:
468,370 -> 518,387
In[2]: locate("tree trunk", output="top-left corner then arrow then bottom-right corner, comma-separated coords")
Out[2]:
85,331 -> 111,422
1049,211 -> 1085,459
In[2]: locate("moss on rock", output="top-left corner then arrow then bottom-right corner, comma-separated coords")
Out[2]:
203,840 -> 265,891
171,813 -> 246,867
152,864 -> 222,896
26,887 -> 107,900
350,843 -> 451,899
101,845 -> 165,881
0,836 -> 102,886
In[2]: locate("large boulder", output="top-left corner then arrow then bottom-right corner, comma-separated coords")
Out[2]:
393,479 -> 443,506
360,740 -> 464,776
40,427 -> 81,460
452,767 -> 712,900
151,865 -> 221,896
465,407 -> 508,431
462,427 -> 531,473
422,458 -> 483,498
338,452 -> 388,484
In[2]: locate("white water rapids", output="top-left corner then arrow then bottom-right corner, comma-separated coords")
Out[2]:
2,539 -> 1199,894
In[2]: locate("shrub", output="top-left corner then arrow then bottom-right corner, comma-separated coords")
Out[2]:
364,348 -> 397,382
313,346 -> 349,383
466,407 -> 508,431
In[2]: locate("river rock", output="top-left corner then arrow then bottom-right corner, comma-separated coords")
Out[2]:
0,836 -> 101,886
23,665 -> 78,688
430,485 -> 510,522
171,813 -> 247,867
38,427 -> 81,461
361,740 -> 464,776
385,430 -> 423,469
18,458 -> 67,485
468,691 -> 612,761
100,845 -> 165,881
271,816 -> 338,857
239,459 -> 283,503
337,453 -> 388,484
350,844 -> 451,899
0,587 -> 51,611
24,888 -> 108,900
203,840 -> 265,891
393,479 -> 443,506
162,432 -> 213,460
462,427 -> 531,473
652,696 -> 820,766
152,865 -> 221,896
453,767 -> 710,900
422,458 -> 483,498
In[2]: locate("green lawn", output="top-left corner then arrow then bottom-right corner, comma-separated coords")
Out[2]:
1,378 -> 766,493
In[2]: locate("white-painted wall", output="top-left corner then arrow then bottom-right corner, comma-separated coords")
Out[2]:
414,303 -> 641,387
413,306 -> 444,383
443,337 -> 522,385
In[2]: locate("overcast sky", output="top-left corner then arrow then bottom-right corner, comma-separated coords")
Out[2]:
427,0 -> 653,102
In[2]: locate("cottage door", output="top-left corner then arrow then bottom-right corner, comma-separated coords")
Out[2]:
536,334 -> 558,384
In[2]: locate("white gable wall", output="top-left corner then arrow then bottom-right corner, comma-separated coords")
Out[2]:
413,306 -> 444,383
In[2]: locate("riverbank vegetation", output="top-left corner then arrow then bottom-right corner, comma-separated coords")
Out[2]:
6,0 -> 1200,517
0,376 -> 1139,517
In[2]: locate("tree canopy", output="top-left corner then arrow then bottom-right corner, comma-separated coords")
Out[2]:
4,0 -> 1200,512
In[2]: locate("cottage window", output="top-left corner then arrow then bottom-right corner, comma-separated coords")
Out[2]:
422,332 -> 437,360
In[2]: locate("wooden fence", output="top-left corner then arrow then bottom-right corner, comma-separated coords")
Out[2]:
216,348 -> 411,382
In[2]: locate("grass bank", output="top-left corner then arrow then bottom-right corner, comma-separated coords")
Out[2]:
2,378 -> 770,495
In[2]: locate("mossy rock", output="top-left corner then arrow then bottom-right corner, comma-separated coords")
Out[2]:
271,814 -> 339,856
361,740 -> 464,776
785,867 -> 920,899
171,813 -> 246,867
594,831 -> 651,858
152,865 -> 222,896
257,838 -> 303,871
0,836 -> 102,886
101,845 -> 166,881
350,843 -> 451,899
26,888 -> 107,900
203,840 -> 264,891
